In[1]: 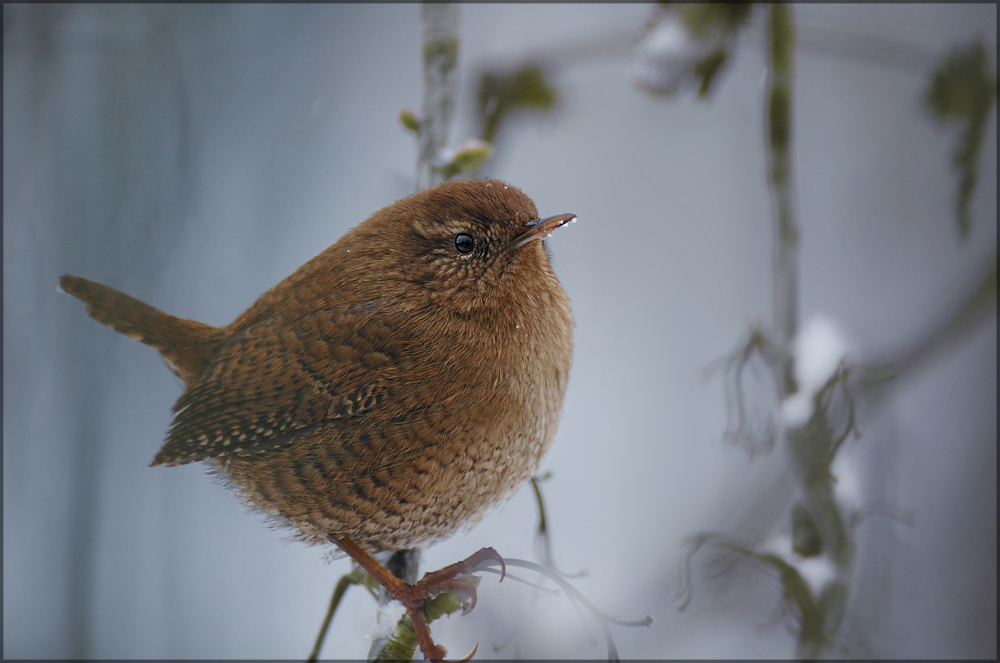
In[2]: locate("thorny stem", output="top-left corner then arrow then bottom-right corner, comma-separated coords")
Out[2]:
697,7 -> 856,660
767,7 -> 854,658
416,3 -> 460,191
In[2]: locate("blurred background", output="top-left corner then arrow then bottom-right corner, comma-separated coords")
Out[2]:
4,4 -> 995,659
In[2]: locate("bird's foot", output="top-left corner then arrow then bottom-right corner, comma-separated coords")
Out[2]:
331,537 -> 505,662
402,547 -> 505,661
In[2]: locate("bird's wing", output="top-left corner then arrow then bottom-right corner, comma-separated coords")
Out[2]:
152,300 -> 404,466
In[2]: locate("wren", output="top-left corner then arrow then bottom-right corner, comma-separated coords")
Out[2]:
60,178 -> 575,661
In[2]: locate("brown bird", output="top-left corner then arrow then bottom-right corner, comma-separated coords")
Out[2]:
60,177 -> 575,661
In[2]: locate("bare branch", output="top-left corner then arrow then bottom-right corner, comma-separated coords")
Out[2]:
416,3 -> 460,191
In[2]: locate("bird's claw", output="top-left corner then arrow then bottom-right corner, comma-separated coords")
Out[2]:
419,640 -> 479,663
425,574 -> 481,615
466,546 -> 506,583
447,642 -> 480,663
403,548 -> 505,661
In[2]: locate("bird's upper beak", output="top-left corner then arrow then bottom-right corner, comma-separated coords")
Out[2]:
514,213 -> 577,249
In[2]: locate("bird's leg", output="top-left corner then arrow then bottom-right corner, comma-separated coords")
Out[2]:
330,536 -> 505,662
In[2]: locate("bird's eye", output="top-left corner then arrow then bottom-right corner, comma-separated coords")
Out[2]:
453,233 -> 475,255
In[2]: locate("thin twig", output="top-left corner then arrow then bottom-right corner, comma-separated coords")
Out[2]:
766,3 -> 800,397
416,3 -> 460,191
530,474 -> 586,578
308,566 -> 370,662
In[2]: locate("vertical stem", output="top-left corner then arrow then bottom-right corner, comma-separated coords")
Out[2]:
416,3 -> 460,191
767,8 -> 851,659
364,5 -> 460,657
767,3 -> 799,397
367,549 -> 422,661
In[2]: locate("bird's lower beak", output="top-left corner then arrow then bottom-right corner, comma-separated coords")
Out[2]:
514,213 -> 577,248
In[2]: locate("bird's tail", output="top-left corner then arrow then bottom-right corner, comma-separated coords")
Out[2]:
59,274 -> 223,385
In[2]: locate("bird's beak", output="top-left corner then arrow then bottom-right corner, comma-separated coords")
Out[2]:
514,213 -> 577,249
